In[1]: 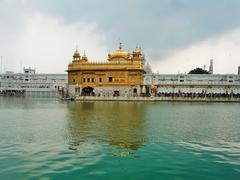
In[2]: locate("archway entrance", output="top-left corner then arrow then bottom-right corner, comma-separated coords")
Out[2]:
82,86 -> 94,96
113,91 -> 120,97
133,88 -> 138,96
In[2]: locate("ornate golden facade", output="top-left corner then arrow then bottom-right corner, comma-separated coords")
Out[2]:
67,43 -> 145,96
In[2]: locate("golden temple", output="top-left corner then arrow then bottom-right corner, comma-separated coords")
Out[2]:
67,43 -> 145,96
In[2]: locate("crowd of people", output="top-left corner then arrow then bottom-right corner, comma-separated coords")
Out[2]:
155,92 -> 240,99
0,90 -> 25,96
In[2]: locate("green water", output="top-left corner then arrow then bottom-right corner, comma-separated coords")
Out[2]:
0,97 -> 240,180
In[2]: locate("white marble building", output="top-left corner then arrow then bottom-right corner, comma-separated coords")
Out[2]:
143,62 -> 240,95
0,68 -> 67,96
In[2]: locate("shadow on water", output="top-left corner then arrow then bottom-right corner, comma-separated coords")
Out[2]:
66,101 -> 147,154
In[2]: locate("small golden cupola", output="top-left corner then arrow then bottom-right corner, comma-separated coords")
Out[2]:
73,49 -> 81,61
132,45 -> 142,58
81,50 -> 88,62
108,42 -> 130,61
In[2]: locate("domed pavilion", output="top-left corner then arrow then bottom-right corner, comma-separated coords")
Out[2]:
67,43 -> 145,97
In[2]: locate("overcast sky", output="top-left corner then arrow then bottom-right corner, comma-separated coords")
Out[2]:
0,0 -> 240,74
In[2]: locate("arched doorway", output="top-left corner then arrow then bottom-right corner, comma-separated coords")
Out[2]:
82,86 -> 94,96
133,88 -> 137,97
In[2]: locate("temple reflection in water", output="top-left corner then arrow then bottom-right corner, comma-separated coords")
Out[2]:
66,101 -> 146,151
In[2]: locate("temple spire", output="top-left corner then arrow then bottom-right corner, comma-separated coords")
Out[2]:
82,50 -> 88,62
119,42 -> 123,50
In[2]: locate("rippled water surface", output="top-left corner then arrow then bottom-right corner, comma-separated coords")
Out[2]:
0,97 -> 240,179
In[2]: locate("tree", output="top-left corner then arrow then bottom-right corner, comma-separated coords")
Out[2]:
188,68 -> 209,74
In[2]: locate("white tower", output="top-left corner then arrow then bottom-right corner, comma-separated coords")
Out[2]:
209,59 -> 213,74
203,65 -> 206,71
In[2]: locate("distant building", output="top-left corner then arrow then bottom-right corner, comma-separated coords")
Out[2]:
144,65 -> 240,95
209,59 -> 213,74
0,68 -> 67,97
67,43 -> 145,97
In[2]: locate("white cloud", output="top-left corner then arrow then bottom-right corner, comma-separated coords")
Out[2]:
151,28 -> 240,74
1,12 -> 108,73
1,2 -> 240,75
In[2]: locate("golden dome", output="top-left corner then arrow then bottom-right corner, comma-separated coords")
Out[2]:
73,49 -> 80,57
111,49 -> 129,58
133,46 -> 141,53
109,42 -> 130,59
81,50 -> 88,61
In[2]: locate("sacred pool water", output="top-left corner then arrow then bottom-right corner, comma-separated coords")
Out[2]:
0,97 -> 239,179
